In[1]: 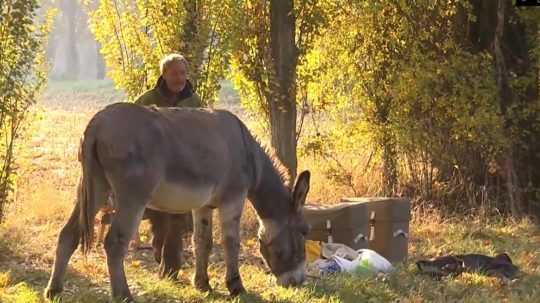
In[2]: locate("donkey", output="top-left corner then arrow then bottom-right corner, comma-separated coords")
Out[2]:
44,103 -> 310,302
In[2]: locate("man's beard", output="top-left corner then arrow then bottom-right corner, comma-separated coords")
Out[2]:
167,82 -> 185,94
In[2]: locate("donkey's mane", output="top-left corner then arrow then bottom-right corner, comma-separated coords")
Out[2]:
251,135 -> 291,189
262,145 -> 291,189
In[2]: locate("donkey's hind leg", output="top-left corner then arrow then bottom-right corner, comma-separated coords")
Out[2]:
44,202 -> 81,300
104,194 -> 146,302
45,178 -> 108,300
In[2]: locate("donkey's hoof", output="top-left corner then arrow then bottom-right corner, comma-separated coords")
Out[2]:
113,294 -> 135,303
228,285 -> 246,297
193,279 -> 212,292
227,276 -> 246,297
159,269 -> 180,281
44,285 -> 62,300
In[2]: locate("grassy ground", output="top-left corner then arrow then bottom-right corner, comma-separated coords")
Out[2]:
0,80 -> 539,302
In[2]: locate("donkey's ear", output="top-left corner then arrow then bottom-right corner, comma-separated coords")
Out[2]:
292,170 -> 310,212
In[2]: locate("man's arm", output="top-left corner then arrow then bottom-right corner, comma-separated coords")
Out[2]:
134,90 -> 155,106
191,93 -> 203,107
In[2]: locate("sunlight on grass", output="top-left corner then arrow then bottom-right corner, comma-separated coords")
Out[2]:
0,85 -> 538,302
0,272 -> 41,303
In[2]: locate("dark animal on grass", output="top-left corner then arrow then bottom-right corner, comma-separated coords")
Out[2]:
416,253 -> 519,281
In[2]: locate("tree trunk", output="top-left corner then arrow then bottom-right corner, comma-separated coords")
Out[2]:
524,20 -> 540,221
46,30 -> 57,69
494,0 -> 522,217
269,0 -> 298,182
62,0 -> 79,80
381,128 -> 398,196
96,42 -> 105,79
181,0 -> 200,87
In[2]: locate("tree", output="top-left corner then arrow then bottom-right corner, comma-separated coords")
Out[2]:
492,0 -> 539,218
60,0 -> 80,80
228,0 -> 327,181
301,1 -> 416,196
0,0 -> 52,221
493,0 -> 520,216
96,41 -> 105,79
88,0 -> 230,104
300,1 -> 499,204
458,0 -> 540,218
299,0 -> 540,217
267,0 -> 299,181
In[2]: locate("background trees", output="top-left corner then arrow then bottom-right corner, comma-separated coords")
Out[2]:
86,0 -> 540,219
3,0 -> 539,220
0,0 -> 52,221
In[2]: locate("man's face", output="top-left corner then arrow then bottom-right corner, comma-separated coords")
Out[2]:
163,61 -> 187,93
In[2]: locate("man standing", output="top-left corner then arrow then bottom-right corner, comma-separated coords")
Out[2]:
136,53 -> 200,278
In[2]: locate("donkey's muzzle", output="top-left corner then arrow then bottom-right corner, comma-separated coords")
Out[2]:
276,261 -> 306,287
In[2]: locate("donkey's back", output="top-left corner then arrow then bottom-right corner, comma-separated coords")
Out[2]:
87,103 -> 254,212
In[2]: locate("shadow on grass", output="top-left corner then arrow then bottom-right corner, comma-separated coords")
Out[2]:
1,218 -> 537,303
385,260 -> 540,302
305,274 -> 398,303
0,229 -> 112,302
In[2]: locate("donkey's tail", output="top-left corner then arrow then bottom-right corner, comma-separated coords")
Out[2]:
78,123 -> 100,255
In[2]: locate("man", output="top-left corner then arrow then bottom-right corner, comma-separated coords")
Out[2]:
135,53 -> 202,108
135,53 -> 199,278
97,53 -> 199,279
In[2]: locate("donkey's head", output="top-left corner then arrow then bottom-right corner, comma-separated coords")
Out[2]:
258,170 -> 311,287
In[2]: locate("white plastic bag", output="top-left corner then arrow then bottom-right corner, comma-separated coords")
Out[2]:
306,258 -> 342,277
321,243 -> 359,261
332,249 -> 393,274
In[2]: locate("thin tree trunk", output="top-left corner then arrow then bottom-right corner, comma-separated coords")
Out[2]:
96,42 -> 105,79
381,129 -> 398,196
63,0 -> 79,80
182,0 -> 200,87
269,0 -> 298,182
494,0 -> 522,217
46,30 -> 57,70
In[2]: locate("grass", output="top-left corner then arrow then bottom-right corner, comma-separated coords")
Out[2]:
0,80 -> 539,302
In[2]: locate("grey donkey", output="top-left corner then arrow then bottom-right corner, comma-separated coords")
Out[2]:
44,103 -> 311,302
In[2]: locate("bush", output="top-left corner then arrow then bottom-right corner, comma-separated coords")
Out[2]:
0,0 -> 51,221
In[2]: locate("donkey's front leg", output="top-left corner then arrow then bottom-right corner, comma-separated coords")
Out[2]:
192,207 -> 213,292
219,198 -> 246,296
104,200 -> 146,302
